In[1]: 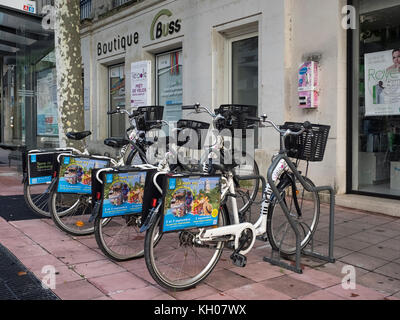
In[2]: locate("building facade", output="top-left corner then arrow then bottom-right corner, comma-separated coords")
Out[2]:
1,0 -> 400,213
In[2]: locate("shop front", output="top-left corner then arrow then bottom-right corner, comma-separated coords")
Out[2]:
349,0 -> 400,200
0,4 -> 56,151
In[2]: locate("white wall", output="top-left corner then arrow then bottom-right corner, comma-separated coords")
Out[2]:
284,0 -> 347,193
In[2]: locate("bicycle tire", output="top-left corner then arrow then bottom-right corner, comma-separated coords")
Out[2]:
94,150 -> 149,261
48,188 -> 94,236
144,205 -> 228,291
266,175 -> 320,256
23,181 -> 52,218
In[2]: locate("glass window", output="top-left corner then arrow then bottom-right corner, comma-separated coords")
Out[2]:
36,51 -> 58,137
109,64 -> 126,137
156,50 -> 183,122
231,35 -> 258,148
352,1 -> 400,198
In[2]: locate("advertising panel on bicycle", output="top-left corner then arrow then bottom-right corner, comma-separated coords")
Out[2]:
27,150 -> 73,185
161,174 -> 221,232
101,171 -> 147,218
57,155 -> 110,194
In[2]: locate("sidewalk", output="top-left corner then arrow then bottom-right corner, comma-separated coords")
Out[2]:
0,163 -> 399,300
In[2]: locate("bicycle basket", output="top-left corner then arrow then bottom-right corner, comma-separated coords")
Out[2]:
215,104 -> 258,131
135,106 -> 164,131
176,119 -> 210,149
280,122 -> 330,162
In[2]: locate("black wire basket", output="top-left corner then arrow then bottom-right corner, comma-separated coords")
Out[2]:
135,106 -> 164,131
176,119 -> 210,149
280,122 -> 330,162
215,104 -> 258,132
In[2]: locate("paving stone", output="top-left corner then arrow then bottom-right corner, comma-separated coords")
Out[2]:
315,261 -> 370,279
359,244 -> 400,261
288,268 -> 342,288
298,290 -> 346,300
357,272 -> 400,295
325,283 -> 387,300
378,238 -> 400,251
73,260 -> 126,279
261,275 -> 320,298
229,262 -> 285,282
32,264 -> 82,286
365,227 -> 400,239
339,252 -> 389,271
168,283 -> 219,300
109,286 -> 168,300
87,271 -> 148,295
53,279 -> 104,300
225,282 -> 292,300
335,237 -> 374,251
374,262 -> 400,280
348,231 -> 392,245
204,269 -> 256,292
199,292 -> 238,300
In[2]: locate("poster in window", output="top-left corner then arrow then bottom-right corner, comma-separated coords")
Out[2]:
131,61 -> 151,107
37,68 -> 58,136
364,49 -> 400,116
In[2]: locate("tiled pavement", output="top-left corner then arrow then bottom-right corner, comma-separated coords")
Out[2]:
0,164 -> 400,300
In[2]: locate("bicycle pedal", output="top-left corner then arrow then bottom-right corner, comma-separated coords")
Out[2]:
230,252 -> 247,268
256,234 -> 269,242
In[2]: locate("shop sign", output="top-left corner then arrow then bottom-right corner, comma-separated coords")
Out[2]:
150,9 -> 181,40
365,49 -> 400,116
131,60 -> 151,107
97,32 -> 139,57
0,0 -> 36,14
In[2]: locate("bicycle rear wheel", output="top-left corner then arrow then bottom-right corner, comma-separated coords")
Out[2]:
144,205 -> 228,291
24,181 -> 52,218
266,175 -> 320,256
94,214 -> 145,261
94,149 -> 149,261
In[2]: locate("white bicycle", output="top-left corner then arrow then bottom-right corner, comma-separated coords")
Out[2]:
143,116 -> 324,291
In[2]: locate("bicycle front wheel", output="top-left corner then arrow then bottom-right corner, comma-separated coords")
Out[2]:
144,206 -> 228,291
49,190 -> 94,236
267,175 -> 320,256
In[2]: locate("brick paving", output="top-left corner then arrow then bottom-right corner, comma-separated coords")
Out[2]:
0,163 -> 399,300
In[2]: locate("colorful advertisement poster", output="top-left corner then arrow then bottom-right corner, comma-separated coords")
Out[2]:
101,172 -> 147,218
28,151 -> 71,185
57,157 -> 109,194
131,60 -> 151,107
365,49 -> 400,116
162,176 -> 221,232
37,68 -> 58,136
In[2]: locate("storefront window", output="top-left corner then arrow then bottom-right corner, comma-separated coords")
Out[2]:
156,50 -> 183,122
1,8 -> 55,149
36,51 -> 58,137
109,64 -> 125,137
352,0 -> 400,198
231,35 -> 258,148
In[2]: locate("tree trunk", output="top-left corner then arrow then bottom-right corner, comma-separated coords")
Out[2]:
54,0 -> 84,150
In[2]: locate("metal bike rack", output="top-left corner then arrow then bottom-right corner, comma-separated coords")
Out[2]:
262,155 -> 335,274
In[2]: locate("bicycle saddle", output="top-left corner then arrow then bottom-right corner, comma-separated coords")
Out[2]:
66,131 -> 92,141
104,137 -> 130,148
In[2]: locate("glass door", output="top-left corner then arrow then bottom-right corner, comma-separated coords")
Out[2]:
156,50 -> 183,122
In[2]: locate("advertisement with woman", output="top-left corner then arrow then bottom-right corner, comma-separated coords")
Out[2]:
365,49 -> 400,116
